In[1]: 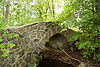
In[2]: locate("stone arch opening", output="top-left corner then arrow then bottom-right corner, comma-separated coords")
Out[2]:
37,33 -> 75,67
45,33 -> 69,50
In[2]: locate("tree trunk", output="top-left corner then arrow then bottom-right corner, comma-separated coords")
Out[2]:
52,0 -> 55,18
5,0 -> 10,24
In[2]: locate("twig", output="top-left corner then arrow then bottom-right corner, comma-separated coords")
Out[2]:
59,47 -> 82,63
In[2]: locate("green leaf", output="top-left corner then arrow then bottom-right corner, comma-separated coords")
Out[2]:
8,33 -> 13,39
1,49 -> 9,57
1,49 -> 8,53
0,44 -> 5,48
68,34 -> 80,42
8,42 -> 16,48
0,37 -> 3,42
14,34 -> 19,38
1,54 -> 8,57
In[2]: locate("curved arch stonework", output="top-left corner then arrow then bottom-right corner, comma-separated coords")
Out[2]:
0,22 -> 66,67
0,22 -> 99,67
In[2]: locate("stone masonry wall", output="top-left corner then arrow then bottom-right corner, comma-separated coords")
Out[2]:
0,21 -> 98,67
0,22 -> 62,67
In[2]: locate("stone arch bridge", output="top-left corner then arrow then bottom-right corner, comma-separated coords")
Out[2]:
0,22 -> 99,67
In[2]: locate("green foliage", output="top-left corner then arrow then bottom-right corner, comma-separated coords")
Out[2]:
8,42 -> 16,48
0,31 -> 19,57
1,49 -> 9,57
0,44 -> 5,48
69,31 -> 100,60
8,33 -> 13,39
0,0 -> 99,60
14,34 -> 19,38
59,0 -> 100,60
0,37 -> 3,42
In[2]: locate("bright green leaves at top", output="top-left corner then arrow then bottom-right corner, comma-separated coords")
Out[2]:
0,0 -> 66,26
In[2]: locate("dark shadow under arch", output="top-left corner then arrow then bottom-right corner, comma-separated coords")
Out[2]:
45,33 -> 69,49
37,33 -> 75,67
37,58 -> 75,67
